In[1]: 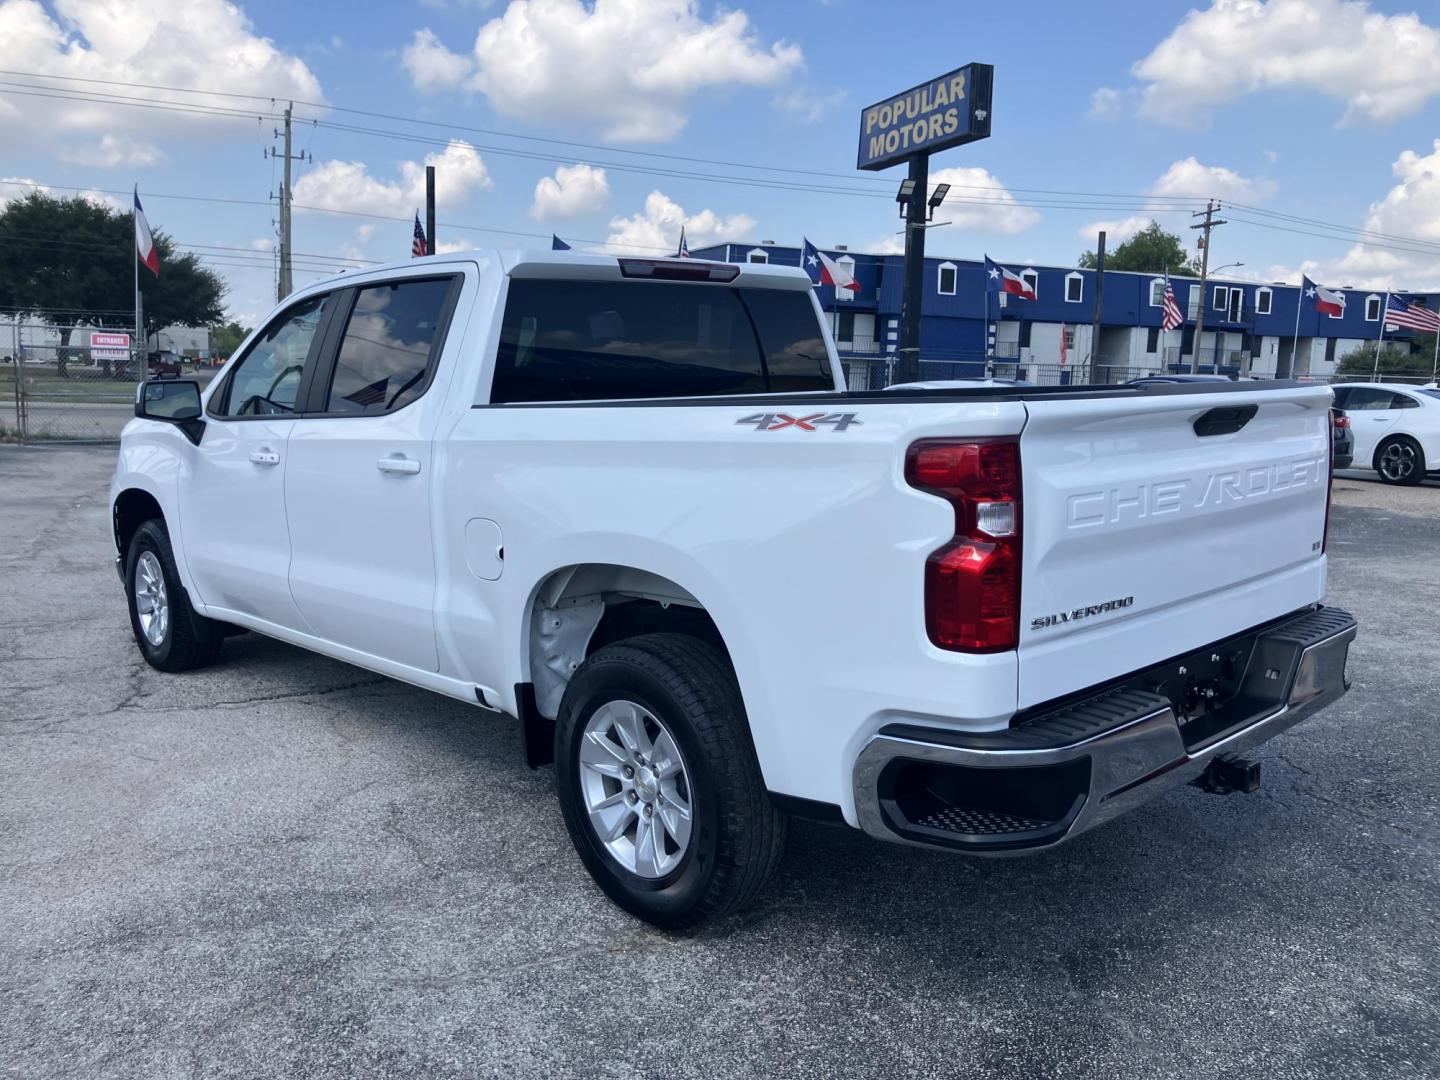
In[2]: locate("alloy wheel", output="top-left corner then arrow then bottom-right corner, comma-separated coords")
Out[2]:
578,699 -> 693,878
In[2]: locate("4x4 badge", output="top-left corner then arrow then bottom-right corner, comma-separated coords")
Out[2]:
736,412 -> 862,432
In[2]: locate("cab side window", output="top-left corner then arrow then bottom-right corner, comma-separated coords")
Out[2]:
213,294 -> 330,417
320,278 -> 457,415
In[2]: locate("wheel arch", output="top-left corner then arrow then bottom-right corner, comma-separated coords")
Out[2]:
112,486 -> 166,557
523,562 -> 733,724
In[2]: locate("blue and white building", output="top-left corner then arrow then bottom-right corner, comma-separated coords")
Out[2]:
691,241 -> 1439,385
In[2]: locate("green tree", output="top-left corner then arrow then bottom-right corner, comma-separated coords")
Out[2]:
1078,221 -> 1200,276
0,191 -> 227,377
1337,337 -> 1439,380
210,320 -> 251,359
141,237 -> 225,342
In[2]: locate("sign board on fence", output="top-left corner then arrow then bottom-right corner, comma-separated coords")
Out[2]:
89,332 -> 131,361
856,63 -> 993,171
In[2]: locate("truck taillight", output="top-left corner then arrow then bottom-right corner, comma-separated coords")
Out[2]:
905,438 -> 1022,653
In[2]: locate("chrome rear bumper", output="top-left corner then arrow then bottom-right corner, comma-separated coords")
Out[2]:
852,606 -> 1357,853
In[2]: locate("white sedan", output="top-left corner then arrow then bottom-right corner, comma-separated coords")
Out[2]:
1330,382 -> 1440,485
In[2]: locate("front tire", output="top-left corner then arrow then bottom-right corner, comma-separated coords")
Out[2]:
1375,435 -> 1424,485
554,633 -> 786,931
125,519 -> 224,671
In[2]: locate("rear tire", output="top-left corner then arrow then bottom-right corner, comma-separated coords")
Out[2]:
125,519 -> 225,671
1375,435 -> 1424,485
554,633 -> 786,931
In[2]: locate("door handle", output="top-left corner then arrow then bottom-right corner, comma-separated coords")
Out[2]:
377,455 -> 421,476
248,449 -> 280,466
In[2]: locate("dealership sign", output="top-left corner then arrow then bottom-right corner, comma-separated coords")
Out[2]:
89,332 -> 131,361
856,63 -> 993,171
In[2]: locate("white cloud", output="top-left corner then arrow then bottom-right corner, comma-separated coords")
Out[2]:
293,140 -> 492,218
776,85 -> 845,123
402,0 -> 803,141
400,27 -> 477,93
862,233 -> 905,256
929,167 -> 1040,235
58,134 -> 163,168
0,176 -> 46,208
0,0 -> 324,147
1078,157 -> 1275,242
77,188 -> 124,212
529,163 -> 611,219
435,239 -> 478,254
0,176 -> 119,212
1150,156 -> 1277,203
1133,0 -> 1440,127
1087,86 -> 1125,121
1075,215 -> 1154,245
604,190 -> 755,254
1272,140 -> 1440,291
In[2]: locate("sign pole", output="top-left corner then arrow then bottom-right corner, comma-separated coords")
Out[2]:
856,62 -> 992,389
895,155 -> 928,386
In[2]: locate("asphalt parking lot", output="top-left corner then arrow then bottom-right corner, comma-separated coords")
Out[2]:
2,447 -> 1437,1080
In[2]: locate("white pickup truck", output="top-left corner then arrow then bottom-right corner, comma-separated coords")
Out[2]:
111,252 -> 1357,928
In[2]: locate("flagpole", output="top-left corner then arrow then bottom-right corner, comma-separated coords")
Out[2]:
1372,291 -> 1389,380
133,184 -> 141,379
1290,278 -> 1304,378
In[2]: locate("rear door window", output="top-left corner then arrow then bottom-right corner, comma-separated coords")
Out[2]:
490,280 -> 832,403
321,277 -> 458,415
1343,387 -> 1399,411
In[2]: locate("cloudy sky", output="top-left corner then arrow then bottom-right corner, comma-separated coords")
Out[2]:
2,0 -> 1439,325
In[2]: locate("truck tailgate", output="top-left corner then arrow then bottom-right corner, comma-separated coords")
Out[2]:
1016,384 -> 1333,708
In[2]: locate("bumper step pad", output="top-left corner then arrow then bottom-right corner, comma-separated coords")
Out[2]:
854,606 -> 1358,854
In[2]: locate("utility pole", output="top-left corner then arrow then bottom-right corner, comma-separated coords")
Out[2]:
268,103 -> 308,302
1188,200 -> 1226,373
1089,231 -> 1106,383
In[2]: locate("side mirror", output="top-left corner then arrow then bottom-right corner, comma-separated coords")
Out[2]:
135,379 -> 205,444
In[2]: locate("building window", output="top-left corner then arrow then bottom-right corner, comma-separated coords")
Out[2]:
745,248 -> 769,264
1255,287 -> 1272,315
937,262 -> 957,296
1228,288 -> 1243,323
1149,278 -> 1166,307
1146,327 -> 1159,353
836,255 -> 856,302
835,310 -> 855,342
1364,294 -> 1381,321
1021,269 -> 1038,298
1187,286 -> 1201,320
1213,285 -> 1230,311
1065,272 -> 1083,303
1018,321 -> 1032,348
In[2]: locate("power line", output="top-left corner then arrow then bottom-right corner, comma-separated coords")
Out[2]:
0,75 -> 1210,211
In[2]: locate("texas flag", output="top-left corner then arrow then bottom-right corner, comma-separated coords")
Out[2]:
1305,275 -> 1345,317
802,238 -> 858,292
985,256 -> 1034,300
134,188 -> 159,277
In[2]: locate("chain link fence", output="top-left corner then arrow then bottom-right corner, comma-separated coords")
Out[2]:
2,317 -> 219,443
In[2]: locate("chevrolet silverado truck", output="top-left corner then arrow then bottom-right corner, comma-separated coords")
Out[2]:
111,252 -> 1357,929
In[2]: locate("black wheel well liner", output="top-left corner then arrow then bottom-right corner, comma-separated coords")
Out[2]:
113,488 -> 165,555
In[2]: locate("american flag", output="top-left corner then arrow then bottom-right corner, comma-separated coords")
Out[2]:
344,377 -> 390,408
1383,294 -> 1440,332
412,212 -> 428,258
1161,278 -> 1184,331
